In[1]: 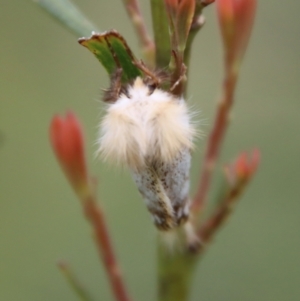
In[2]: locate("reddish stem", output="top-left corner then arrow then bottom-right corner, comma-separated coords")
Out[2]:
122,0 -> 155,64
197,178 -> 247,248
193,68 -> 238,214
83,195 -> 133,301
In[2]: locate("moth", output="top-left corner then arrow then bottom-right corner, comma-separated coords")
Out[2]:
98,68 -> 196,234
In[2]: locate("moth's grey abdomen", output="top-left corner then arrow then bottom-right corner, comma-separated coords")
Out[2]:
131,167 -> 175,230
156,148 -> 191,226
131,148 -> 191,231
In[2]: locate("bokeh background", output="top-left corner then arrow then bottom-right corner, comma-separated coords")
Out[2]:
1,1 -> 299,300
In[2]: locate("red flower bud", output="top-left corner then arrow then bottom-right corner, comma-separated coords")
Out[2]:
225,149 -> 260,185
50,112 -> 89,199
235,148 -> 260,179
216,0 -> 256,69
235,152 -> 249,178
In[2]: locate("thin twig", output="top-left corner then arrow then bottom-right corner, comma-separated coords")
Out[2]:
58,261 -> 96,301
184,14 -> 205,68
50,112 -> 133,301
193,70 -> 238,214
82,191 -> 133,301
197,178 -> 248,250
122,0 -> 155,65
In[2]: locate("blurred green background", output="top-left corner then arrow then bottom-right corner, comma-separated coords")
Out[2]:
0,1 -> 299,300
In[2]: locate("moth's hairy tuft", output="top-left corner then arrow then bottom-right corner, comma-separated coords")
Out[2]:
97,77 -> 196,170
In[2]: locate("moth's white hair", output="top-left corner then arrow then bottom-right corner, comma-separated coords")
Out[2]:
98,77 -> 196,170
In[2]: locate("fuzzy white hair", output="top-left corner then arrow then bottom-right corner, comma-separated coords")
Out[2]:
98,77 -> 196,170
97,77 -> 198,236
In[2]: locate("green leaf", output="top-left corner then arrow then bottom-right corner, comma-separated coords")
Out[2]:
79,30 -> 142,82
151,0 -> 171,68
33,0 -> 98,37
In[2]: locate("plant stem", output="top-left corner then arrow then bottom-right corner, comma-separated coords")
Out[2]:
193,69 -> 238,214
58,261 -> 96,301
33,0 -> 98,37
83,192 -> 133,301
197,177 -> 249,249
184,14 -> 205,72
154,2 -> 208,301
150,0 -> 171,69
122,0 -> 155,65
157,241 -> 198,301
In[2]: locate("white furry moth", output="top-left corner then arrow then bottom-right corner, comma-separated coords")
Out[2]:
98,76 -> 195,231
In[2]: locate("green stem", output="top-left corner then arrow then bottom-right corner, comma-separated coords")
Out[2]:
150,0 -> 171,69
33,0 -> 98,37
157,241 -> 199,301
153,2 -> 207,300
184,16 -> 205,73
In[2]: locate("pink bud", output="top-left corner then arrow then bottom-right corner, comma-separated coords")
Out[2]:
235,148 -> 260,180
235,152 -> 249,179
216,0 -> 256,69
224,149 -> 260,186
50,112 -> 89,198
